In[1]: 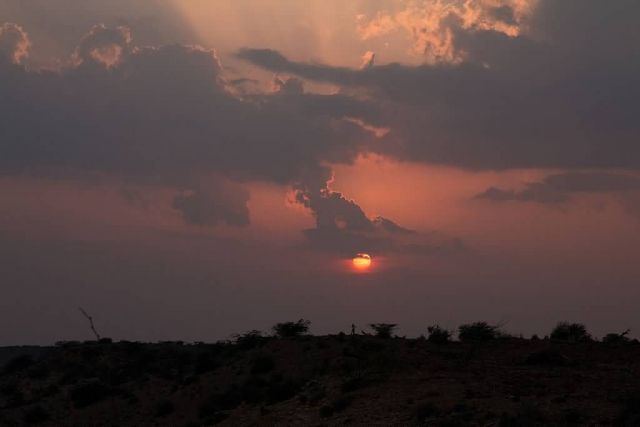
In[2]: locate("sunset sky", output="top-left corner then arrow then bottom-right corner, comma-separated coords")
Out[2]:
2,0 -> 640,344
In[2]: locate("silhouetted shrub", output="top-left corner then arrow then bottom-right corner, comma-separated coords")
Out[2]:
603,329 -> 631,344
427,325 -> 452,344
54,340 -> 80,348
23,405 -> 49,424
616,394 -> 640,426
458,322 -> 500,342
1,381 -> 25,407
154,399 -> 174,417
369,323 -> 398,338
415,401 -> 440,422
299,380 -> 325,404
69,379 -> 110,408
319,395 -> 352,417
3,354 -> 33,374
233,330 -> 267,349
563,407 -> 583,425
265,377 -> 300,404
499,402 -> 546,427
250,353 -> 275,375
341,375 -> 364,393
27,363 -> 50,380
525,350 -> 570,367
272,319 -> 311,338
194,351 -> 219,374
550,322 -> 591,342
198,385 -> 243,418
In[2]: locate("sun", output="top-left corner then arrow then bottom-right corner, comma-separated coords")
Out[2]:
352,253 -> 372,270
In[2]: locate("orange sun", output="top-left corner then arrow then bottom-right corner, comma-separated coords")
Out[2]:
352,253 -> 372,270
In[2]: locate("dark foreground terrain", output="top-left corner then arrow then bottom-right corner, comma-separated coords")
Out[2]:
1,334 -> 640,426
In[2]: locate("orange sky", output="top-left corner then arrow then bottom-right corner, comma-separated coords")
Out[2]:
1,0 -> 640,344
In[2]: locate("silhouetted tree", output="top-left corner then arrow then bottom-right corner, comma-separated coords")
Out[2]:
550,322 -> 591,342
272,319 -> 310,338
233,330 -> 267,349
602,329 -> 631,344
458,322 -> 499,342
369,323 -> 397,338
427,325 -> 451,344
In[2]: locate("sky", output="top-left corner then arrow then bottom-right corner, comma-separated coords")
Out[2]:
1,0 -> 640,344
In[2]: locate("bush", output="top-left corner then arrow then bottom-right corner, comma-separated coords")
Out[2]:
265,377 -> 300,404
602,329 -> 631,344
319,395 -> 352,418
550,322 -> 591,342
499,402 -> 546,427
272,319 -> 311,338
233,330 -> 267,349
369,323 -> 398,338
415,401 -> 440,422
198,385 -> 243,418
458,322 -> 500,342
3,354 -> 34,374
427,325 -> 451,344
250,354 -> 275,375
68,380 -> 110,408
23,405 -> 49,424
525,350 -> 570,367
1,382 -> 25,408
616,394 -> 640,426
154,399 -> 174,417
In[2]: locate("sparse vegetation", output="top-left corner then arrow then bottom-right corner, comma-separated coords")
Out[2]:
272,319 -> 311,338
233,330 -> 268,349
23,404 -> 49,424
68,379 -> 111,408
427,325 -> 452,344
369,323 -> 398,338
319,395 -> 352,418
550,322 -> 591,342
250,353 -> 275,374
0,322 -> 638,425
2,354 -> 34,374
154,398 -> 174,417
603,329 -> 631,344
458,322 -> 500,342
415,401 -> 440,422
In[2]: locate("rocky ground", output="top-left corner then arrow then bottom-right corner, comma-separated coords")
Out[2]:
1,334 -> 640,426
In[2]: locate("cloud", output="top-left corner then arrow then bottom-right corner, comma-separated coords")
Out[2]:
356,0 -> 536,63
172,180 -> 250,227
476,172 -> 640,204
292,172 -> 461,255
239,0 -> 640,171
74,24 -> 131,67
0,22 -> 30,64
0,23 -> 427,255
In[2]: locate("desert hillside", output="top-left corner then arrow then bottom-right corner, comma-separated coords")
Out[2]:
1,325 -> 640,426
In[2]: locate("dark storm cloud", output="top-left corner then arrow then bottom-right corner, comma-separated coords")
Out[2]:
172,181 -> 250,227
476,172 -> 640,204
0,23 -> 426,249
0,0 -> 193,65
292,175 -> 459,256
238,0 -> 640,171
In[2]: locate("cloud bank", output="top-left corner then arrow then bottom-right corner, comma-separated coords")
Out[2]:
0,23 -> 436,253
239,0 -> 640,171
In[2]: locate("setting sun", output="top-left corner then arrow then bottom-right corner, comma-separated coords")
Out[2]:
352,253 -> 372,270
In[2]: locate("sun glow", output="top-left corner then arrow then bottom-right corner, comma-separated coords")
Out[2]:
352,253 -> 372,270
